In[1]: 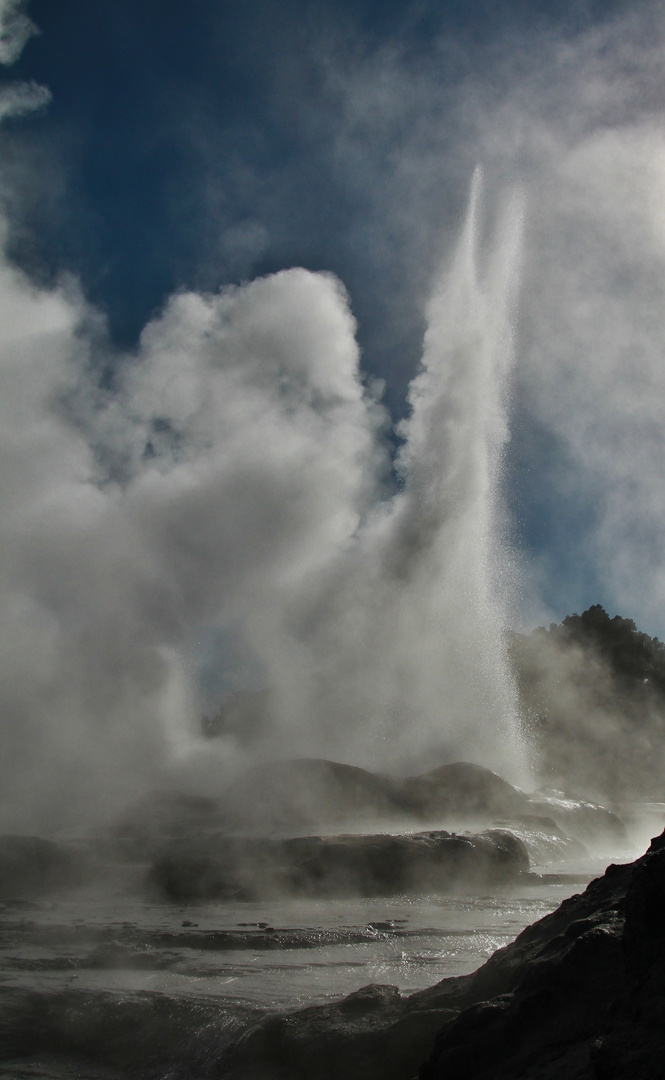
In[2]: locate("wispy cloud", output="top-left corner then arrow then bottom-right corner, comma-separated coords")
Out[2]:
0,78 -> 49,119
0,1 -> 48,124
0,0 -> 37,66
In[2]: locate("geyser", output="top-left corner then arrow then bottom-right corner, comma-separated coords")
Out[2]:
0,169 -> 527,834
200,167 -> 528,784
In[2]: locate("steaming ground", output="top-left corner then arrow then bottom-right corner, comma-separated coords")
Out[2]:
0,758 -> 650,1080
0,881 -> 592,1080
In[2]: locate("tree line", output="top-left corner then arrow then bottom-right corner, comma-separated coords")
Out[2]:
508,605 -> 665,800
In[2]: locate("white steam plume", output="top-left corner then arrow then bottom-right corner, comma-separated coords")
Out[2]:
0,172 -> 526,831
3,2 -> 664,831
238,169 -> 526,781
198,2 -> 665,639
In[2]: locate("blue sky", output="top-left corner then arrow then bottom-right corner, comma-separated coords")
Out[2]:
5,0 -> 659,635
1,0 -> 665,821
5,1 -> 628,363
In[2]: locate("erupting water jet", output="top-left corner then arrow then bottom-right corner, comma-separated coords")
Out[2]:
195,168 -> 529,786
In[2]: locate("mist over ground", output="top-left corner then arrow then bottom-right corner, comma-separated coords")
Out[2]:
1,0 -> 665,831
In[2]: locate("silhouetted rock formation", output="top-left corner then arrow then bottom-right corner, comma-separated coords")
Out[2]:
220,757 -> 399,829
420,828 -> 665,1079
208,758 -> 626,849
220,830 -> 665,1080
391,762 -> 529,821
149,828 -> 528,901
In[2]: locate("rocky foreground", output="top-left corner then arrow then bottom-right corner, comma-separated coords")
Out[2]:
0,762 -> 652,1079
0,831 -> 661,1078
220,829 -> 665,1080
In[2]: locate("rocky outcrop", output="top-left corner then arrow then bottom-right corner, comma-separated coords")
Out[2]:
219,759 -> 530,830
119,759 -> 627,855
420,828 -> 665,1080
220,830 -> 665,1080
392,762 -> 527,821
148,827 -> 528,901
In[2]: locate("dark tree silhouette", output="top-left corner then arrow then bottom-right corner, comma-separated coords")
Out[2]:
508,606 -> 665,800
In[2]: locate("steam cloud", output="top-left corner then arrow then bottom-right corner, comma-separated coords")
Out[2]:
2,2 -> 665,830
0,166 -> 526,830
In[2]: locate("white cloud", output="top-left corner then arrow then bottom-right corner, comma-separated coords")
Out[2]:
0,0 -> 37,65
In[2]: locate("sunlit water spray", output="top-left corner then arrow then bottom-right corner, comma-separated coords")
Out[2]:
210,169 -> 530,786
380,167 -> 527,781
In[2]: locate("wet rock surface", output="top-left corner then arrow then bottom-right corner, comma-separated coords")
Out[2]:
420,828 -> 665,1080
0,768 -> 644,1080
0,834 -> 661,1079
219,830 -> 665,1080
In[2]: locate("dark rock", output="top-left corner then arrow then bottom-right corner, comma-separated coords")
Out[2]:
393,762 -> 527,821
219,758 -> 403,829
420,828 -> 665,1079
148,827 -> 528,901
112,759 -> 628,862
221,981 -> 453,1080
220,758 -> 533,830
0,984 -> 255,1076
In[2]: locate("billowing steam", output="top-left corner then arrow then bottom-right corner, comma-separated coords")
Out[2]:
7,0 -> 665,834
232,169 -> 526,779
0,164 -> 526,831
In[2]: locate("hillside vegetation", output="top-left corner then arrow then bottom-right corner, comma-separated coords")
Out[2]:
509,605 -> 665,800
